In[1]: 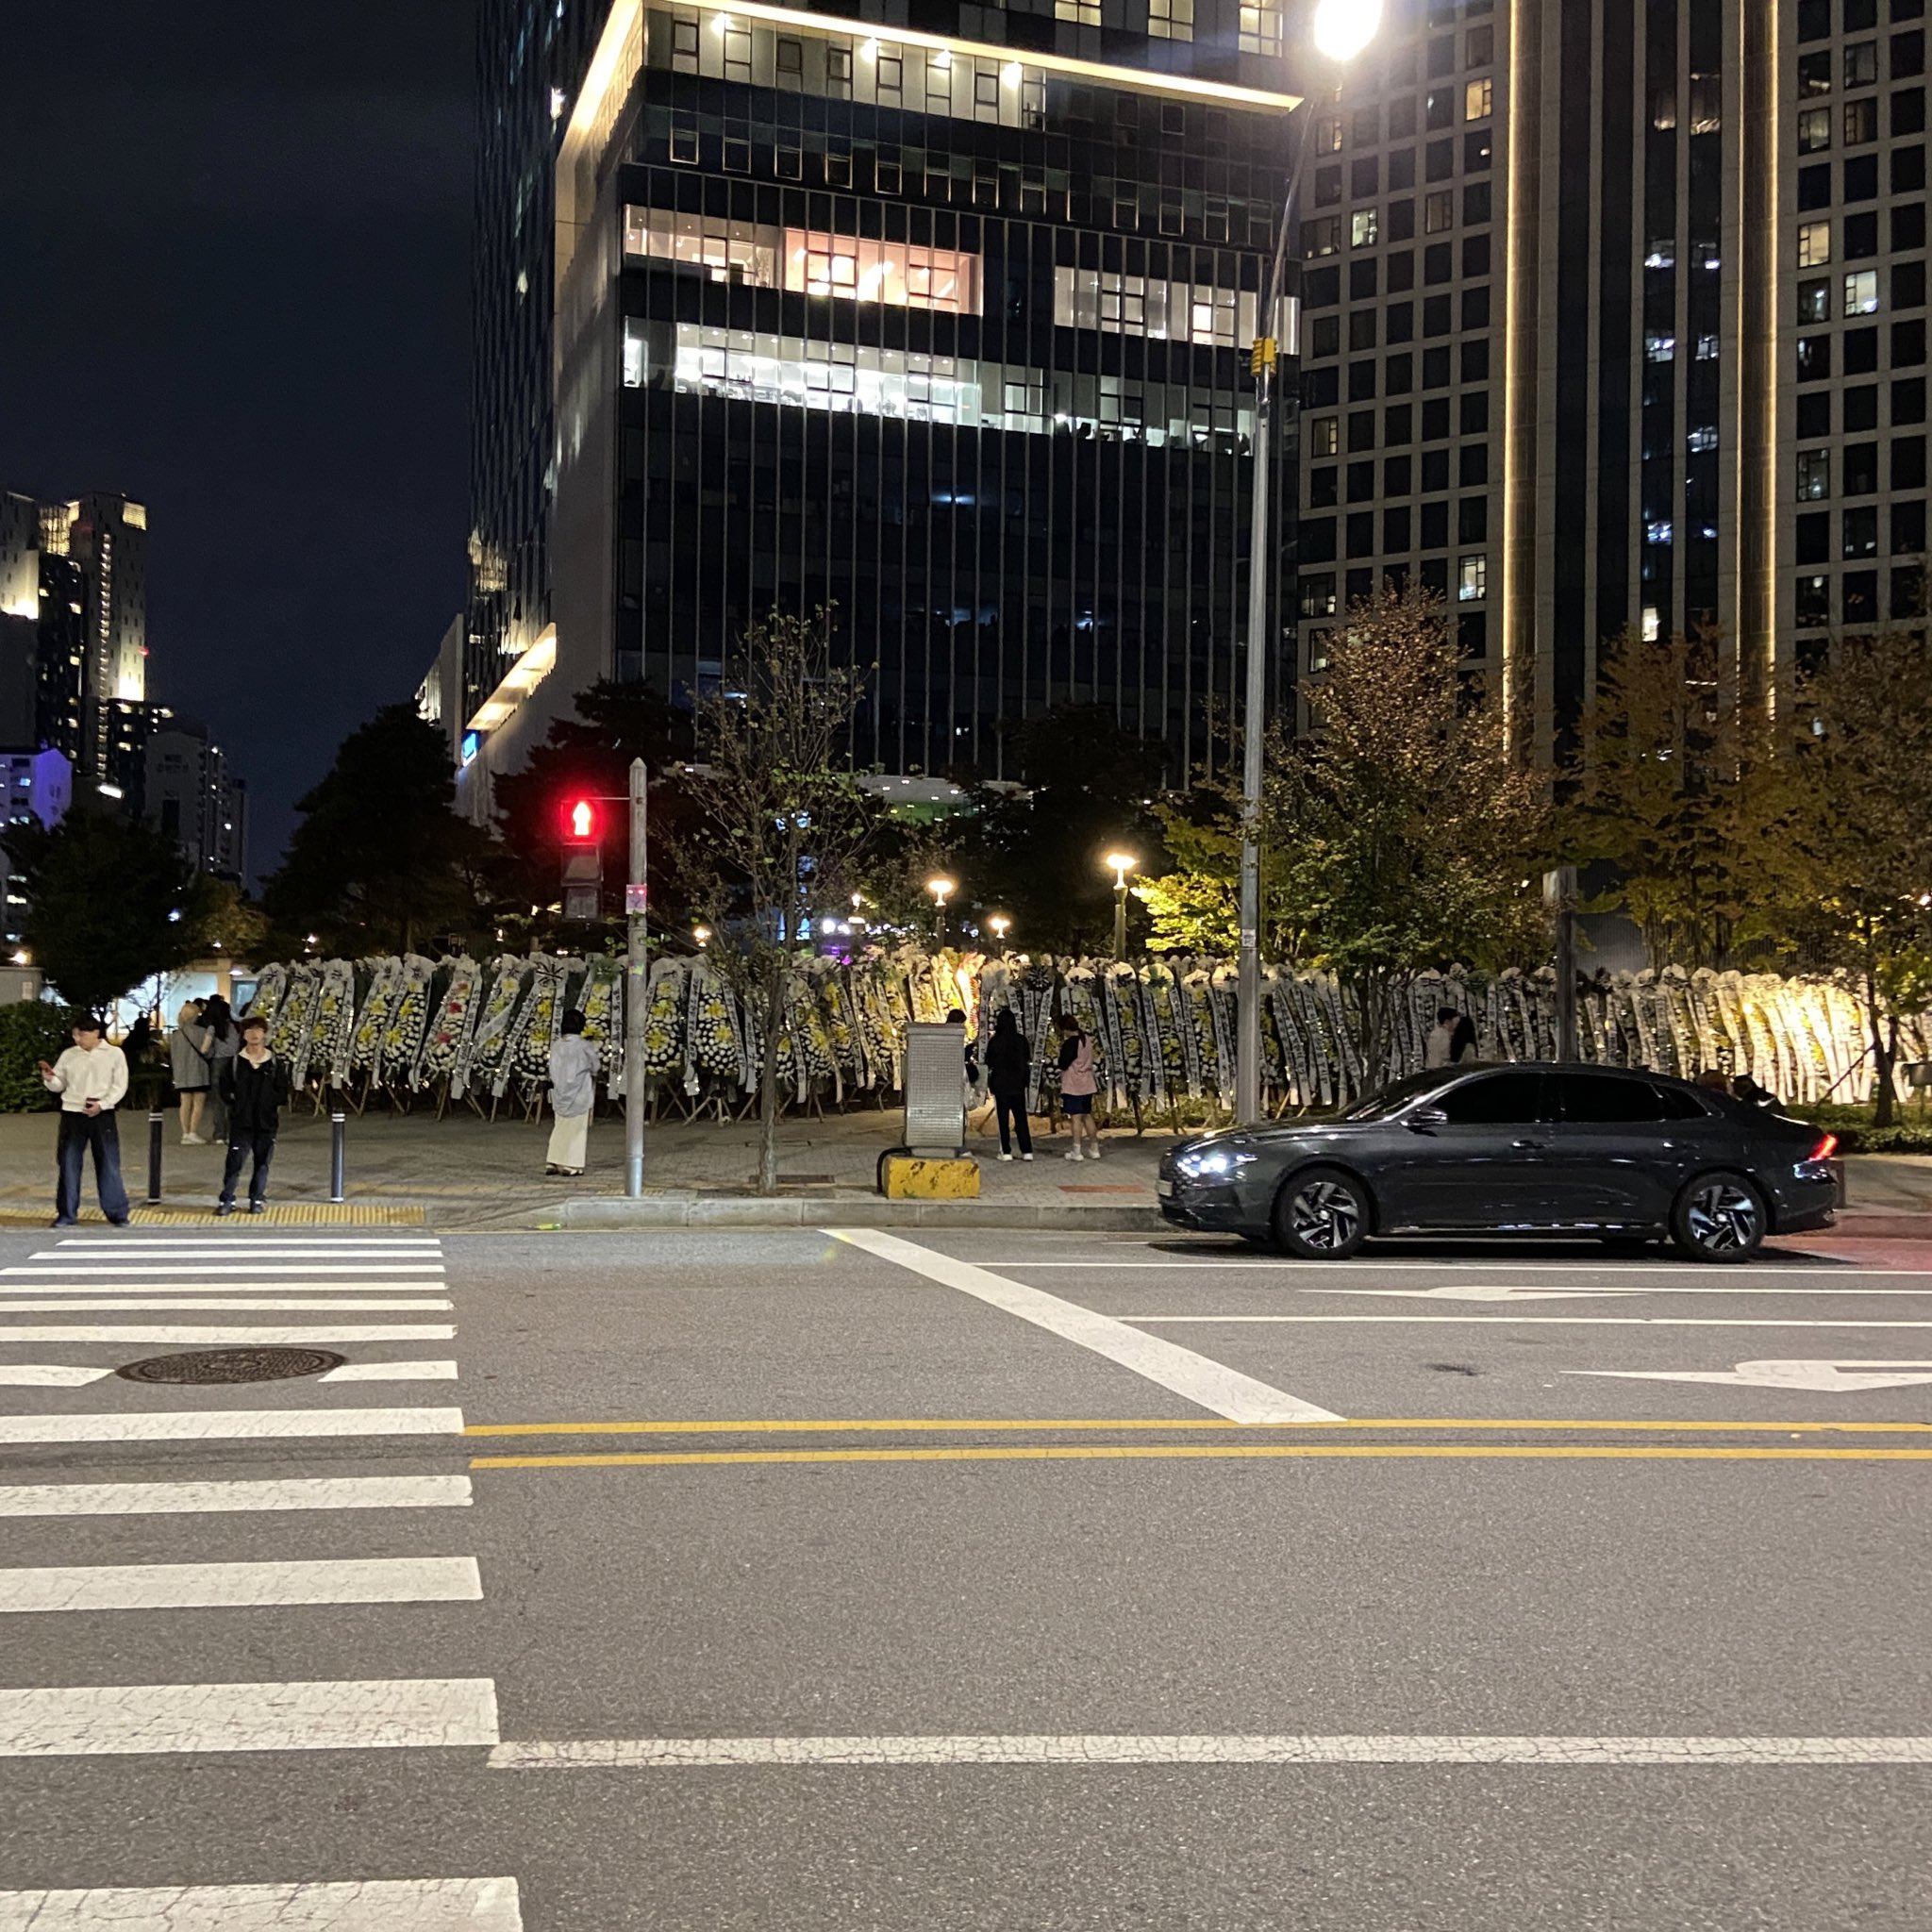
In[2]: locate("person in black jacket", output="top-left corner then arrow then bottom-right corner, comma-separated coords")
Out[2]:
216,1016 -> 291,1216
983,1008 -> 1034,1160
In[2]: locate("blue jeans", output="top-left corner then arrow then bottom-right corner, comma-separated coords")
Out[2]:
56,1110 -> 129,1224
221,1130 -> 277,1208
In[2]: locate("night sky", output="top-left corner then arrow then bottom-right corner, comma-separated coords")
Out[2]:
1,0 -> 477,879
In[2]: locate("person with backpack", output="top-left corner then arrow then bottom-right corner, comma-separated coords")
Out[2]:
1056,1011 -> 1100,1160
215,1015 -> 290,1216
984,1008 -> 1034,1161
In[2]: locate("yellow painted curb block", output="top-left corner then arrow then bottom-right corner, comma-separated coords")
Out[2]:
881,1155 -> 980,1201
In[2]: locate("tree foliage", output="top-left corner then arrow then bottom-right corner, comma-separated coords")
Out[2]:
686,608 -> 875,1191
7,804 -> 213,1014
264,704 -> 491,956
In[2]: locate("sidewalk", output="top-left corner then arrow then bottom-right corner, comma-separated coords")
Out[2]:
1,1107 -> 1927,1236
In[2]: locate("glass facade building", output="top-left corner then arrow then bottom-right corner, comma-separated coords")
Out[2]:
469,0 -> 1306,793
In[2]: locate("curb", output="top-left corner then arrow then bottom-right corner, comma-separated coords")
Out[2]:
549,1194 -> 1167,1232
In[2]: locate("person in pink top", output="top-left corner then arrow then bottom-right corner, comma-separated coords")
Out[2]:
1055,1011 -> 1101,1161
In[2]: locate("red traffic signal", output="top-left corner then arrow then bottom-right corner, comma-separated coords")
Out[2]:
561,796 -> 600,843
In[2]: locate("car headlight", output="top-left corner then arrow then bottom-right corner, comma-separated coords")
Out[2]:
1174,1146 -> 1258,1180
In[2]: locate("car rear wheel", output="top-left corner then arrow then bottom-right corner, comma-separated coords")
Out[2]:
1273,1166 -> 1371,1260
1671,1173 -> 1768,1263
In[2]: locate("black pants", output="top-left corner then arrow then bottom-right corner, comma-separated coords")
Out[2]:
221,1130 -> 277,1208
992,1091 -> 1032,1155
56,1111 -> 129,1224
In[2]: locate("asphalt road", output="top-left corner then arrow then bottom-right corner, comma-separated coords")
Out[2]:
2,1223 -> 1930,1929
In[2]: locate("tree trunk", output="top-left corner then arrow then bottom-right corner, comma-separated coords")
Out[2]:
1866,957 -> 1898,1128
758,953 -> 784,1194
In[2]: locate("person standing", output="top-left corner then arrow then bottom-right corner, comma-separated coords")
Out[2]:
39,1014 -> 131,1228
1056,1011 -> 1101,1160
1424,1005 -> 1478,1069
984,1008 -> 1034,1161
199,994 -> 239,1142
545,1008 -> 599,1177
171,999 -> 210,1142
215,1015 -> 290,1216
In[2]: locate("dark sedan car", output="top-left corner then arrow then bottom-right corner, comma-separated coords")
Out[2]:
1158,1063 -> 1840,1261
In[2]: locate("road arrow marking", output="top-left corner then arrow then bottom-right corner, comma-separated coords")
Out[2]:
1567,1359 -> 1932,1393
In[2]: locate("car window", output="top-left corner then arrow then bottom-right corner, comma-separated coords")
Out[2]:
1434,1071 -> 1550,1124
1552,1073 -> 1669,1124
1655,1086 -> 1710,1122
1341,1071 -> 1449,1121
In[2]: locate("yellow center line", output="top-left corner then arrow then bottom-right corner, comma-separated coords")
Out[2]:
472,1442 -> 1932,1471
461,1415 -> 1932,1438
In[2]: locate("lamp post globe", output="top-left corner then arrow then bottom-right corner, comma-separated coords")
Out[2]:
1310,0 -> 1383,62
1103,852 -> 1139,958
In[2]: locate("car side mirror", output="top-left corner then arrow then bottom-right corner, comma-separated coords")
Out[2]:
1408,1107 -> 1449,1129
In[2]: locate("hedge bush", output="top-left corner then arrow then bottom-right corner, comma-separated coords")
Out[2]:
0,1001 -> 73,1113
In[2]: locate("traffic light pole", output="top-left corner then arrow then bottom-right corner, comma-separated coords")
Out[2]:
625,756 -> 648,1197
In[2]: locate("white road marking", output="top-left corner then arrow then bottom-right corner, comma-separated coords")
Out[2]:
0,1298 -> 454,1312
1569,1359 -> 1932,1393
489,1732 -> 1932,1769
982,1257 -> 1932,1276
0,1281 -> 458,1293
1310,1284 -> 1932,1300
829,1227 -> 1341,1424
0,1877 -> 523,1932
0,1407 -> 464,1445
0,1324 -> 456,1343
0,1678 -> 500,1755
41,1244 -> 444,1258
0,1557 -> 483,1613
0,1475 -> 474,1516
2,1264 -> 444,1277
1124,1315 -> 1932,1329
320,1360 -> 458,1381
0,1365 -> 112,1387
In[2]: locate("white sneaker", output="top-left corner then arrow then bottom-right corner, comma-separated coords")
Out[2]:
997,1152 -> 1014,1161
1086,1145 -> 1102,1160
181,1133 -> 203,1145
1064,1149 -> 1083,1162
1021,1152 -> 1034,1161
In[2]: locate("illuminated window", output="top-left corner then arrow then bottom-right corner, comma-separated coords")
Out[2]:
1845,269 -> 1880,314
1797,220 -> 1831,267
1464,78 -> 1492,120
1056,0 -> 1102,22
1351,208 -> 1379,247
1309,416 -> 1339,458
826,44 -> 852,92
1239,1 -> 1281,56
1843,97 -> 1878,143
1798,275 -> 1830,321
1054,265 -> 1258,346
785,229 -> 981,313
1797,449 -> 1831,500
1300,574 -> 1336,617
1457,555 -> 1486,601
671,17 -> 699,68
1797,107 -> 1831,152
1312,115 -> 1342,154
1645,331 -> 1676,361
1641,605 -> 1660,641
1148,0 -> 1193,38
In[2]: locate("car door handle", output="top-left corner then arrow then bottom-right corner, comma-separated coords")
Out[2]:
1510,1138 -> 1547,1150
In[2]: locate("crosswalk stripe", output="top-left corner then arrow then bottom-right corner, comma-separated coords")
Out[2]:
0,1281 -> 455,1293
0,1557 -> 482,1613
4,1265 -> 445,1277
320,1361 -> 458,1382
0,1366 -> 112,1387
0,1298 -> 454,1312
0,1677 -> 500,1755
41,1245 -> 445,1258
0,1877 -> 522,1931
0,1324 -> 456,1343
0,1407 -> 465,1444
0,1475 -> 474,1516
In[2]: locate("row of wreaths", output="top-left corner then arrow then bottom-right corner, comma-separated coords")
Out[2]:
240,950 -> 1929,1111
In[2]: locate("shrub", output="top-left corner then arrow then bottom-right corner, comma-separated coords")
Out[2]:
0,1000 -> 73,1113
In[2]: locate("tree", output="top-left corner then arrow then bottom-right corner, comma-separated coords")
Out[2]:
264,705 -> 492,956
7,803 -> 212,1014
1558,629 -> 1785,968
1774,629 -> 1932,1125
1238,589 -> 1547,1074
686,608 -> 876,1192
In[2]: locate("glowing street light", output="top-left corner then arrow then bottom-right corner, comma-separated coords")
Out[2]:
1310,0 -> 1384,63
987,912 -> 1011,956
1104,852 -> 1139,958
927,874 -> 957,944
692,924 -> 711,947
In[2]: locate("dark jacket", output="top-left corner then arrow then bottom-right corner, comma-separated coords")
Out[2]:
985,1024 -> 1031,1095
219,1052 -> 290,1137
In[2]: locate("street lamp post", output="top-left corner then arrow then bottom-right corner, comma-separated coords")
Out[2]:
1105,852 -> 1139,959
1235,1 -> 1382,1125
988,913 -> 1011,956
927,875 -> 956,946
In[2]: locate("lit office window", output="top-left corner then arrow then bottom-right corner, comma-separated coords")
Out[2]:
1457,555 -> 1487,601
1797,449 -> 1831,500
1463,78 -> 1492,120
1239,1 -> 1281,56
786,231 -> 980,312
1844,269 -> 1880,314
1057,0 -> 1102,21
1351,208 -> 1379,247
1797,221 -> 1832,267
1148,0 -> 1193,41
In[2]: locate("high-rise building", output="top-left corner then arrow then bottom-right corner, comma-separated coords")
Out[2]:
1291,0 -> 1929,760
463,0 -> 1311,803
144,710 -> 249,886
35,492 -> 148,788
0,747 -> 73,949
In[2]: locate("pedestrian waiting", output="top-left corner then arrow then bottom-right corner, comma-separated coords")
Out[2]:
984,1008 -> 1033,1160
216,1015 -> 290,1216
171,998 -> 210,1142
39,1013 -> 131,1227
546,1008 -> 599,1177
1056,1011 -> 1101,1160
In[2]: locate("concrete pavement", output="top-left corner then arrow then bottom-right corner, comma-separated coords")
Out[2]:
3,1224 -> 1932,1926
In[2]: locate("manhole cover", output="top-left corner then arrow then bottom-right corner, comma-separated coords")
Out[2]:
117,1348 -> 346,1386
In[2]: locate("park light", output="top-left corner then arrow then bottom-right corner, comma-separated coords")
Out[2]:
563,796 -> 599,842
926,874 -> 956,908
988,914 -> 1010,940
1310,0 -> 1383,62
692,924 -> 711,946
1104,851 -> 1139,890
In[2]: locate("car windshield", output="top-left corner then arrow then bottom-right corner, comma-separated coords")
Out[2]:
1339,1070 -> 1451,1122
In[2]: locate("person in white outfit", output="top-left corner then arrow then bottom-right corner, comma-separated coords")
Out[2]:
39,1014 -> 131,1227
545,1008 -> 600,1176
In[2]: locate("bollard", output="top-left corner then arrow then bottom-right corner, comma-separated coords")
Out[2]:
146,1110 -> 164,1206
329,1110 -> 346,1204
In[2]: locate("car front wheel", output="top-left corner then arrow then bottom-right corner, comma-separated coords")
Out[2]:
1671,1173 -> 1768,1263
1274,1166 -> 1372,1259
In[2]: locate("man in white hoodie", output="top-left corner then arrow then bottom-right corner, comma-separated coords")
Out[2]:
38,1014 -> 131,1227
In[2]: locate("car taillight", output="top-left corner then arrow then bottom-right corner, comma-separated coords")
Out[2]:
1808,1133 -> 1838,1162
